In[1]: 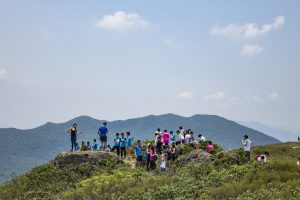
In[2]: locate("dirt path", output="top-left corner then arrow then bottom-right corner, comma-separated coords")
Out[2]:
123,158 -> 136,169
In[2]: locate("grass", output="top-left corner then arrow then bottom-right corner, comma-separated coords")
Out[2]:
1,142 -> 300,200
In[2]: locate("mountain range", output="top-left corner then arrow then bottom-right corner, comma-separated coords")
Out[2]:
0,113 -> 280,183
237,121 -> 299,142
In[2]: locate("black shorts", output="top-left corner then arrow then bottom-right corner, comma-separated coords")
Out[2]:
136,156 -> 143,162
100,136 -> 107,142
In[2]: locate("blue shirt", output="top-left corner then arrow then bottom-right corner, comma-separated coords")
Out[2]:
114,137 -> 120,147
99,126 -> 108,137
93,142 -> 98,150
127,136 -> 132,146
134,145 -> 143,157
120,137 -> 127,147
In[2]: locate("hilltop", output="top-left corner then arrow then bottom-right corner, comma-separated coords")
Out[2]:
0,114 -> 280,183
1,142 -> 300,200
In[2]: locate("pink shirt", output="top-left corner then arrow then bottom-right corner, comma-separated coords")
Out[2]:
205,144 -> 214,153
150,149 -> 155,161
162,132 -> 170,144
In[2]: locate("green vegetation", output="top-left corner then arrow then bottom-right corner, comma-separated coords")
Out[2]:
1,142 -> 300,200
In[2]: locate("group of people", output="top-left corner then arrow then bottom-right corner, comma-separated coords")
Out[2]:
67,122 -> 272,171
66,122 -> 109,152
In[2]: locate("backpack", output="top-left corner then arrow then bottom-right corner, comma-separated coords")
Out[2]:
154,154 -> 158,161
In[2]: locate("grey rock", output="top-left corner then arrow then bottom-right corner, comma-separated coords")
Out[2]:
54,151 -> 121,168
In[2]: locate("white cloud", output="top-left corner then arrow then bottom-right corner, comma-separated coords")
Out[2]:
269,92 -> 279,100
0,69 -> 8,80
95,11 -> 149,31
177,92 -> 195,100
204,92 -> 226,100
211,16 -> 285,39
240,44 -> 263,57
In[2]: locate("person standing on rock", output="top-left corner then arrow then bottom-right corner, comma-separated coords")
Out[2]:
241,135 -> 252,162
67,123 -> 82,151
98,122 -> 108,150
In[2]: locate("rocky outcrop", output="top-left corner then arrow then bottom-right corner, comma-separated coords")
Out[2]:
54,151 -> 121,168
176,149 -> 211,166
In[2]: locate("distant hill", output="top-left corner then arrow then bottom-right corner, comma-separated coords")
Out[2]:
237,121 -> 299,142
0,113 -> 280,183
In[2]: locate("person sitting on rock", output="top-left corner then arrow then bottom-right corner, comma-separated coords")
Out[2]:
205,141 -> 214,154
80,141 -> 87,151
75,142 -> 80,151
86,141 -> 91,151
92,139 -> 98,151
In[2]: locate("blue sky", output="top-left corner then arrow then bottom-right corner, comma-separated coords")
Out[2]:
0,0 -> 299,132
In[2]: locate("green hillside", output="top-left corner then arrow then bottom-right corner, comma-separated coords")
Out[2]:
1,142 -> 300,200
0,114 -> 280,183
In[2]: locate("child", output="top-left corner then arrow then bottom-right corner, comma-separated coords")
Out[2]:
92,139 -> 98,151
80,141 -> 87,151
86,141 -> 91,151
160,153 -> 167,172
74,142 -> 80,151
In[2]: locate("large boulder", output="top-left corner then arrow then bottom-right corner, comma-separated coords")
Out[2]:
54,151 -> 121,168
176,149 -> 211,166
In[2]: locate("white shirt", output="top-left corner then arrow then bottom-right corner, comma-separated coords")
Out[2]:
258,154 -> 267,162
200,136 -> 206,141
160,158 -> 166,168
242,139 -> 252,152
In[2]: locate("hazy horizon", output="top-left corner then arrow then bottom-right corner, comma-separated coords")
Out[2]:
1,1 -> 299,132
